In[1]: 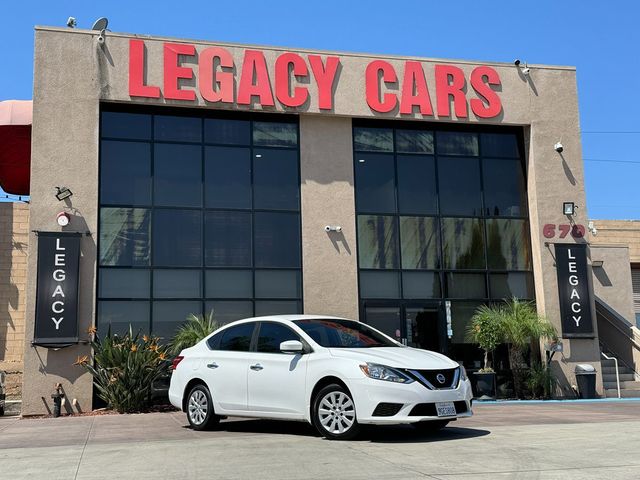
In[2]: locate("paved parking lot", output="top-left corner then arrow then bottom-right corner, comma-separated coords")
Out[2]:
1,400 -> 639,479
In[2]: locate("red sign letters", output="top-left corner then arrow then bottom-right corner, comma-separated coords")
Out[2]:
129,39 -> 502,118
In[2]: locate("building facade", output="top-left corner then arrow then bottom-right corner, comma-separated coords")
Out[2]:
20,26 -> 609,414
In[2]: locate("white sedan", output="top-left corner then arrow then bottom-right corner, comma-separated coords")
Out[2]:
169,315 -> 473,440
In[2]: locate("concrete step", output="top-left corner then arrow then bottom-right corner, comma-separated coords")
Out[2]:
603,380 -> 640,390
0,400 -> 21,416
605,389 -> 640,398
602,366 -> 635,376
602,373 -> 636,383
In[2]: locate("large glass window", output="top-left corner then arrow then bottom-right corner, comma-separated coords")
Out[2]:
354,124 -> 532,361
98,109 -> 302,340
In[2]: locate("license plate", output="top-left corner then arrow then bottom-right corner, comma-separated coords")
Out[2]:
435,401 -> 456,417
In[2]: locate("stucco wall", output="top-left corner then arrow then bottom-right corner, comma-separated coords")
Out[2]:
590,220 -> 640,264
22,26 -> 603,414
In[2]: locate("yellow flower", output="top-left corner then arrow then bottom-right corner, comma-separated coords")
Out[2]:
131,345 -> 138,352
158,352 -> 167,361
73,355 -> 89,366
142,335 -> 149,342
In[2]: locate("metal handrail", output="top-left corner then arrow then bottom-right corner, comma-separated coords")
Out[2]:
601,352 -> 621,399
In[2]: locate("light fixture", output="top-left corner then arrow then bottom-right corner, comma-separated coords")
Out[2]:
66,17 -> 77,28
92,17 -> 109,44
563,202 -> 576,216
55,186 -> 73,201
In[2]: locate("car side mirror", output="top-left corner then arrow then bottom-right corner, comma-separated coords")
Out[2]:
280,340 -> 304,354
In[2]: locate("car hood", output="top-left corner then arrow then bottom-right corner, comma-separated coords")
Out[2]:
327,347 -> 458,370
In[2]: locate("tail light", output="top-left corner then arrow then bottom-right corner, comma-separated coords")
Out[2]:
171,356 -> 184,370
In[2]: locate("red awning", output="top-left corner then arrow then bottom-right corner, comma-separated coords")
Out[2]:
0,100 -> 32,195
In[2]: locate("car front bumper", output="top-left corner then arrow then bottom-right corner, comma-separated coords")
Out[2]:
350,376 -> 473,425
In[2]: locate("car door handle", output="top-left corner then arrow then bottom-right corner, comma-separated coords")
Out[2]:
250,363 -> 264,371
206,362 -> 219,369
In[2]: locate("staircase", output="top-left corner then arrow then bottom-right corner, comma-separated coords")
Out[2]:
601,355 -> 640,398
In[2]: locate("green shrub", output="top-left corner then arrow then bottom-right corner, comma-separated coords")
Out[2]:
468,305 -> 502,372
169,311 -> 218,355
75,327 -> 170,413
527,362 -> 555,399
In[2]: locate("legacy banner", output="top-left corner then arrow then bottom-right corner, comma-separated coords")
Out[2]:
34,232 -> 81,346
555,243 -> 595,338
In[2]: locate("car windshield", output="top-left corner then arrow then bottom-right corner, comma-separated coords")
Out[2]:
293,319 -> 397,348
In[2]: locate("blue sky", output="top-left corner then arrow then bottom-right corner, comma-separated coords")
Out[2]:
1,0 -> 638,219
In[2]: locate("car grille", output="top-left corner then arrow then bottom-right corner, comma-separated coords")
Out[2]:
406,367 -> 460,390
409,401 -> 468,416
372,402 -> 404,417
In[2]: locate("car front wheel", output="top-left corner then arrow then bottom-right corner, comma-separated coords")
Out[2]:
312,384 -> 360,440
186,384 -> 220,431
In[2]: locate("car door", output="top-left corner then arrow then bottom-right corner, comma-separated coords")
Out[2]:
247,321 -> 308,417
201,322 -> 256,412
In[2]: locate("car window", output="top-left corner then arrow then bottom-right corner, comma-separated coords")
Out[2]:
206,331 -> 223,350
219,323 -> 255,351
293,319 -> 396,348
257,322 -> 300,353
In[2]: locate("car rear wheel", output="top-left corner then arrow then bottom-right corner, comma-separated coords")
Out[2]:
412,420 -> 449,432
312,384 -> 360,440
186,384 -> 220,431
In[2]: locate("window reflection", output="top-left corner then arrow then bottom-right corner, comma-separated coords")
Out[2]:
353,127 -> 393,152
99,208 -> 150,266
483,158 -> 527,216
400,217 -> 439,269
357,215 -> 399,269
486,219 -> 532,270
441,217 -> 486,269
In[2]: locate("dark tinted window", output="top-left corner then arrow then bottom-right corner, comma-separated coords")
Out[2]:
253,149 -> 299,210
154,115 -> 201,142
219,323 -> 255,351
153,300 -> 202,341
354,153 -> 395,213
207,331 -> 223,350
99,269 -> 150,298
99,208 -> 150,266
396,130 -> 434,154
253,122 -> 297,147
446,273 -> 487,299
257,322 -> 300,353
254,212 -> 301,268
101,112 -> 151,140
205,147 -> 251,209
353,127 -> 393,152
441,218 -> 486,269
483,158 -> 527,217
205,118 -> 250,145
436,132 -> 479,156
153,209 -> 202,266
357,215 -> 399,269
205,211 -> 252,267
486,219 -> 531,270
438,157 -> 482,216
294,319 -> 396,348
100,141 -> 151,206
154,144 -> 202,207
399,216 -> 439,269
480,133 -> 519,158
396,155 -> 437,214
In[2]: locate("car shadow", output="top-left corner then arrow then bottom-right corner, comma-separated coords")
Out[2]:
194,418 -> 490,443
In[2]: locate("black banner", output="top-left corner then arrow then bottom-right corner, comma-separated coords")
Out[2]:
555,243 -> 595,338
34,232 -> 81,346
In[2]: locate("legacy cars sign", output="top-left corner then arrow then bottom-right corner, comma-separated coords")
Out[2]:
34,232 -> 81,346
129,40 -> 502,118
555,243 -> 595,338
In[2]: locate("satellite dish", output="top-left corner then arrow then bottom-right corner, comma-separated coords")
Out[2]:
91,17 -> 109,31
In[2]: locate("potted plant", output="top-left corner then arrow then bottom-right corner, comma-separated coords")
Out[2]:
468,305 -> 502,399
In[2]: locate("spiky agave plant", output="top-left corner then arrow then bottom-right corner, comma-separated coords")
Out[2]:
169,310 -> 218,355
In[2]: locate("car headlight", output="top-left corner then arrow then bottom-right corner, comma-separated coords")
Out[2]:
359,363 -> 414,384
458,363 -> 468,381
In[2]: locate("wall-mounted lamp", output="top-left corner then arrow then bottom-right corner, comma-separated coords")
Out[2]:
55,186 -> 73,201
563,202 -> 576,216
592,260 -> 604,268
66,17 -> 77,28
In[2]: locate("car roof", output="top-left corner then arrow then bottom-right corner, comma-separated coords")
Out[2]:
227,314 -> 355,324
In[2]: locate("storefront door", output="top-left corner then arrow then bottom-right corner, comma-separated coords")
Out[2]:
362,301 -> 445,353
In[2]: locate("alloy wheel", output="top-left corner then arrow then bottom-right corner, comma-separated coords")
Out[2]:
188,389 -> 208,426
317,391 -> 356,434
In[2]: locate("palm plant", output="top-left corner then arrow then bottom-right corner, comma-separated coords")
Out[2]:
169,310 -> 218,355
470,298 -> 557,398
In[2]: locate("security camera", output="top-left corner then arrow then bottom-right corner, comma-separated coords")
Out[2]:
335,226 -> 342,233
514,59 -> 521,66
66,17 -> 77,28
554,142 -> 564,153
324,225 -> 332,233
522,66 -> 530,76
97,34 -> 105,44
